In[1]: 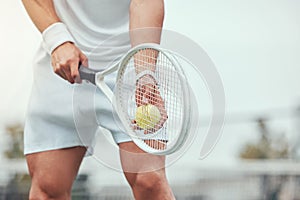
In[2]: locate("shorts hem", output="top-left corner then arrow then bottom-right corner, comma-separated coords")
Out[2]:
24,142 -> 94,157
111,132 -> 132,144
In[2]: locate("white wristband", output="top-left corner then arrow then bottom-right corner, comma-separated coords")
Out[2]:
42,22 -> 75,55
136,70 -> 158,86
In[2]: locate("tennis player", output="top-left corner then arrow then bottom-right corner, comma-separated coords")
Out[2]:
22,0 -> 175,199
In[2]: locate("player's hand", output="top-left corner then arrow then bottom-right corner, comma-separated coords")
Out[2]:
51,42 -> 88,84
134,76 -> 168,133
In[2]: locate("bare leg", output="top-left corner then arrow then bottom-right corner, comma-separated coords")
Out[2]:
26,146 -> 86,200
119,142 -> 175,200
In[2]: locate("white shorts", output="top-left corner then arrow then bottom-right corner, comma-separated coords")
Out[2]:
24,46 -> 131,155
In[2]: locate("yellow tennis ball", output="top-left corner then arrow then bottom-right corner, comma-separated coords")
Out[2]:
135,104 -> 161,130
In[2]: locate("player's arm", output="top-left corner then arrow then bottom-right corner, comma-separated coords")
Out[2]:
129,0 -> 164,74
129,0 -> 164,46
130,0 -> 164,96
130,0 -> 167,131
22,0 -> 60,32
22,0 -> 87,83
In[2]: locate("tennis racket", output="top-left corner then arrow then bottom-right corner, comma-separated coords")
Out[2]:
79,43 -> 191,155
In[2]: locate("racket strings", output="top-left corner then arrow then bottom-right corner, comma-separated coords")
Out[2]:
116,48 -> 184,152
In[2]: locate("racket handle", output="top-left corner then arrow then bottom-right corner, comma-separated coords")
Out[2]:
78,65 -> 96,85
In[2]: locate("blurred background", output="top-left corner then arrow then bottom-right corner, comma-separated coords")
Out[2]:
1,0 -> 300,199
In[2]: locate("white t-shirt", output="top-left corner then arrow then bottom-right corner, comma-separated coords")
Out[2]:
53,0 -> 131,69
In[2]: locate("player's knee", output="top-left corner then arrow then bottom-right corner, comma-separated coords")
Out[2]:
30,176 -> 70,200
133,171 -> 165,192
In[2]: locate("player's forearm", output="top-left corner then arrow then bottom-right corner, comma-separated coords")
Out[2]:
130,0 -> 164,74
22,0 -> 76,55
129,0 -> 164,46
22,0 -> 61,32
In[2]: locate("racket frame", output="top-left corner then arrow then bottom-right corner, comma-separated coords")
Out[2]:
79,43 -> 191,155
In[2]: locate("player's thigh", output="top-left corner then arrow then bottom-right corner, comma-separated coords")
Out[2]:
26,146 -> 86,192
119,141 -> 166,175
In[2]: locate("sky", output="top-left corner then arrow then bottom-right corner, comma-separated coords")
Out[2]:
0,0 -> 300,168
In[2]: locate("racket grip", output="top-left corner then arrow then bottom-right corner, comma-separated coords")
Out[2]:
78,65 -> 96,85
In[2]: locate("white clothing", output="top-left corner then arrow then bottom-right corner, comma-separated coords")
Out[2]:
24,0 -> 132,155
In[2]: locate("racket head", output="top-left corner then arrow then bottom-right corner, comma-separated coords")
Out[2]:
112,43 -> 191,155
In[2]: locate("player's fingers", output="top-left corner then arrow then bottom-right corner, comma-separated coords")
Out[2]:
144,85 -> 152,101
135,125 -> 142,131
77,53 -> 88,83
159,112 -> 168,126
145,84 -> 160,105
154,93 -> 165,108
62,67 -> 75,84
52,62 -> 69,81
79,52 -> 88,67
131,123 -> 142,131
55,69 -> 66,81
153,85 -> 163,104
130,119 -> 136,128
56,60 -> 74,84
70,60 -> 80,81
52,56 -> 77,84
136,85 -> 146,106
153,105 -> 168,132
